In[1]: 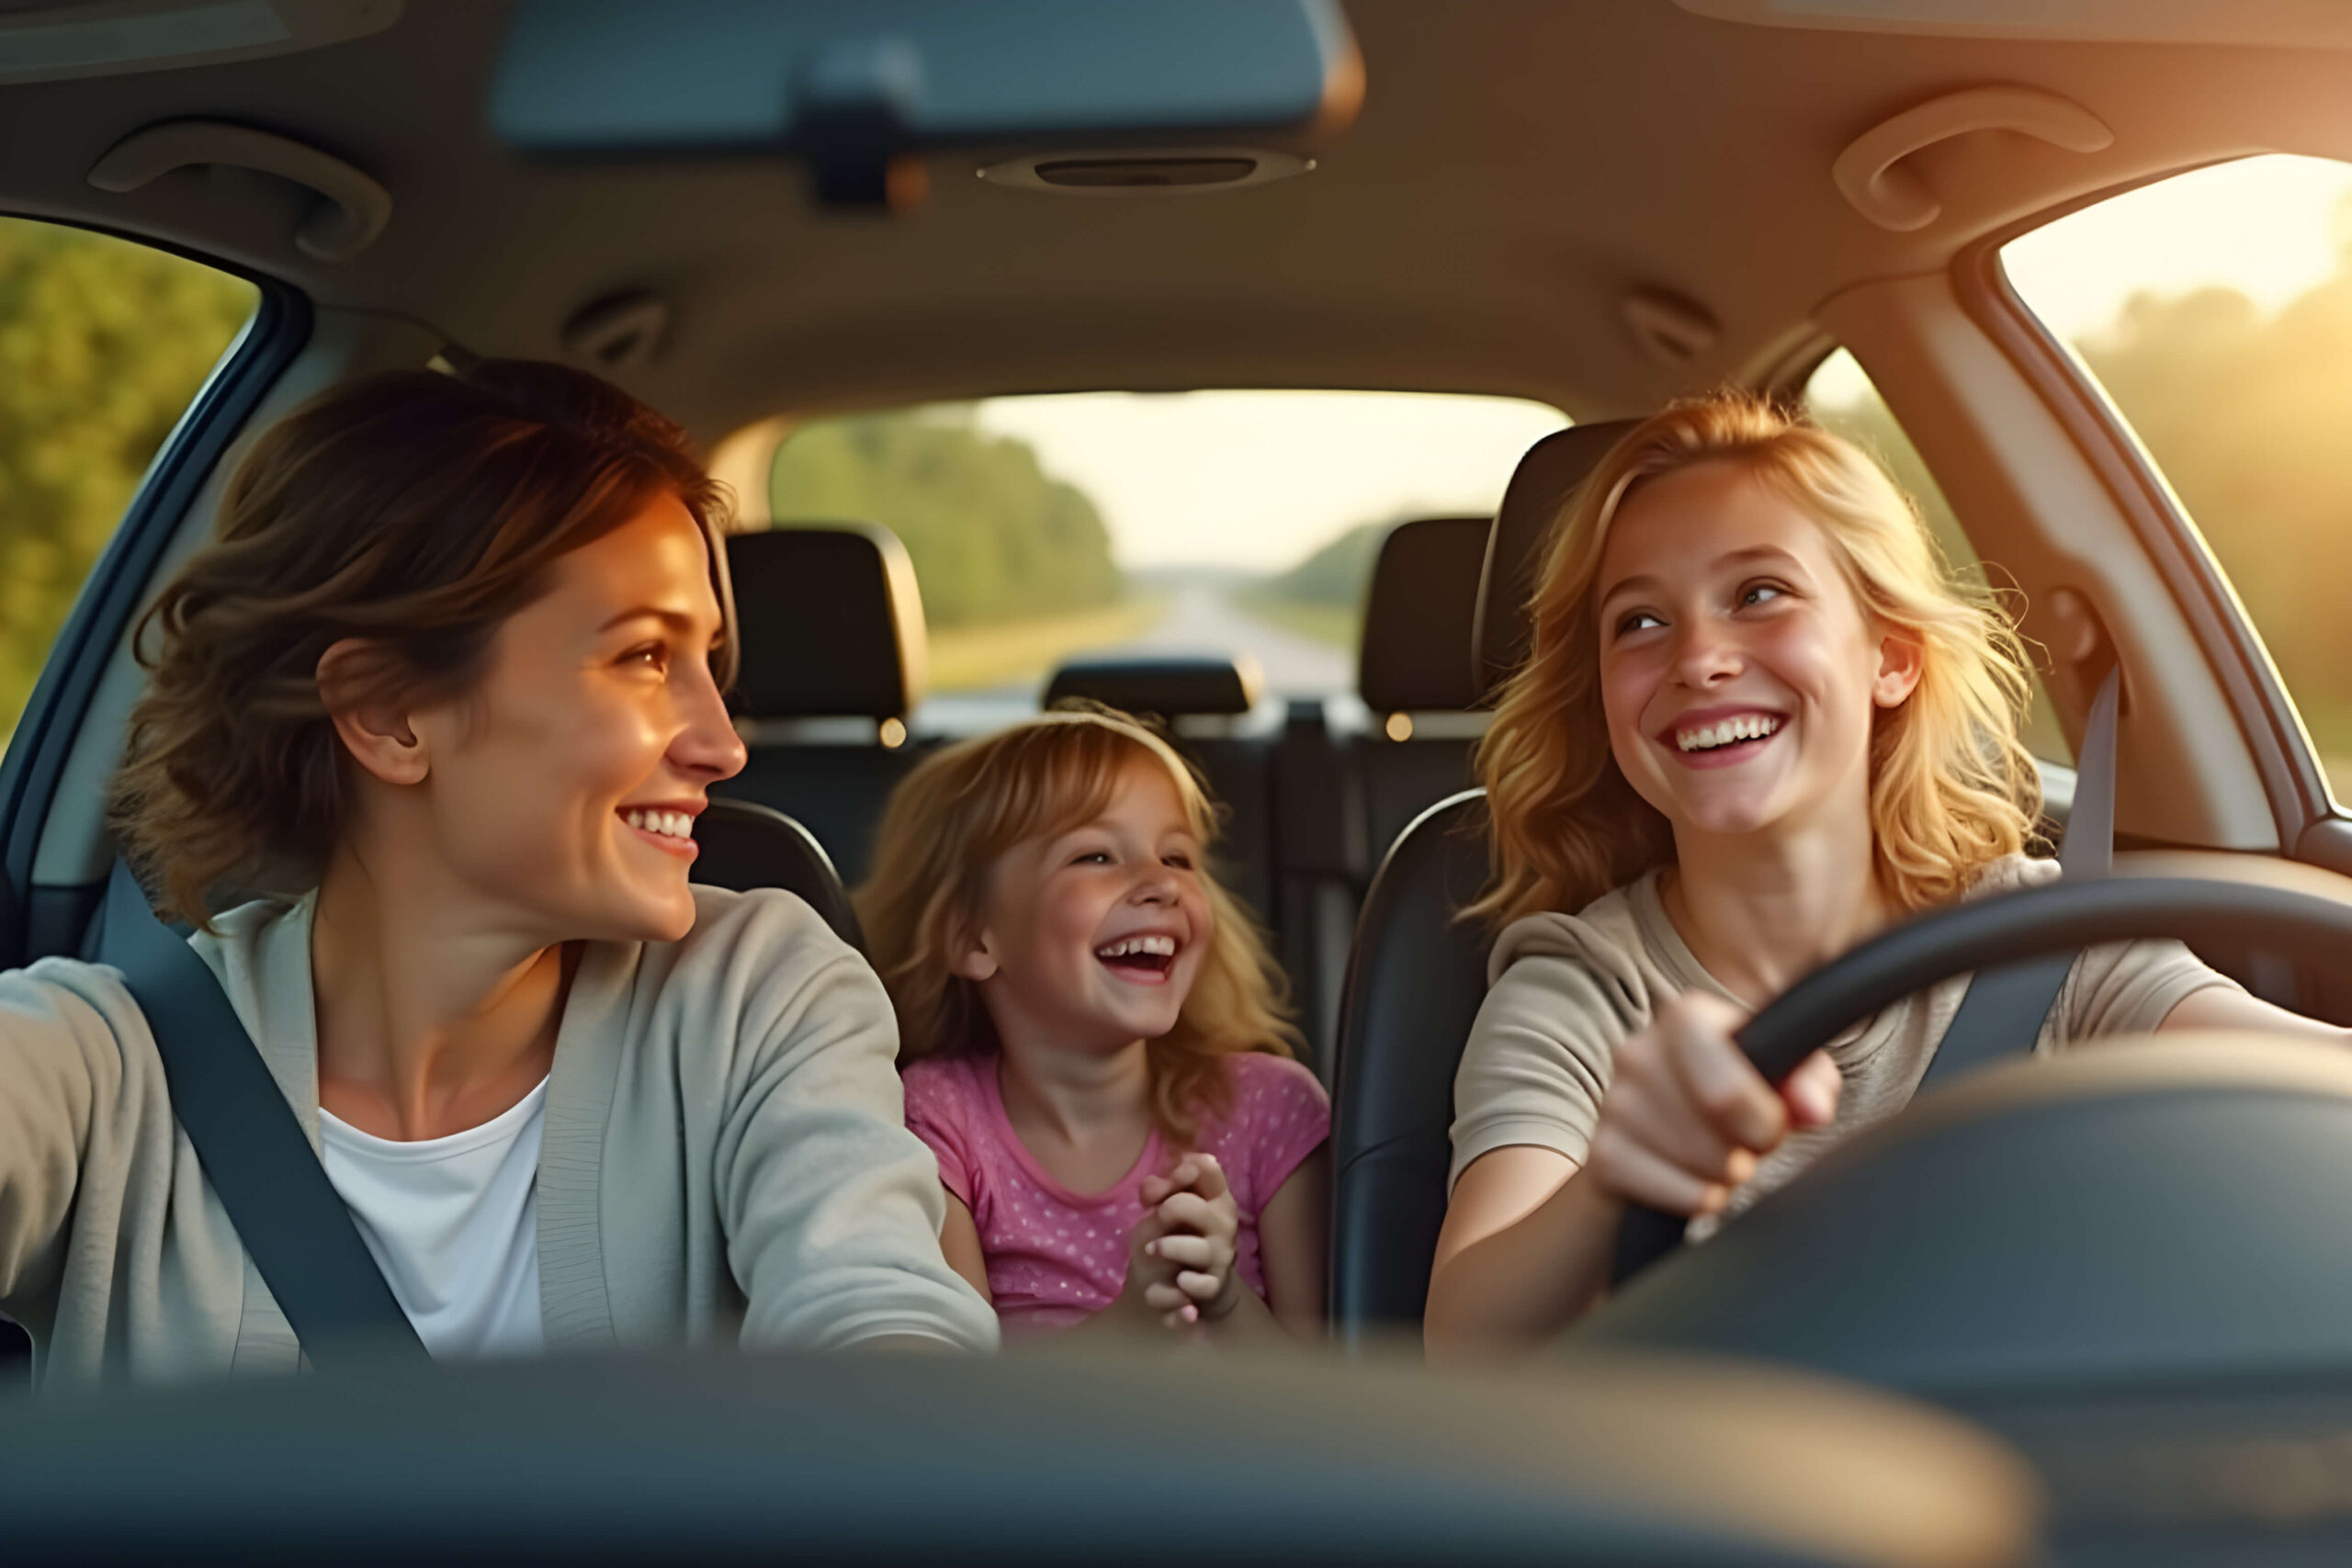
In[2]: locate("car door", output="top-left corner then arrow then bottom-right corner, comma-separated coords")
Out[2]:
1800,134 -> 2352,1020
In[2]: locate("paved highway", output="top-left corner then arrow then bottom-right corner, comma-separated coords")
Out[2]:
1095,581 -> 1352,694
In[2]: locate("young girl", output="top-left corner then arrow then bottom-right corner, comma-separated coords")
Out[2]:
1421,390 -> 2350,1357
859,706 -> 1330,1341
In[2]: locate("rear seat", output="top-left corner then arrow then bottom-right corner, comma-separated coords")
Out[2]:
1270,516 -> 1494,1067
1355,515 -> 1492,860
1472,422 -> 1638,698
708,438 -> 1627,1081
716,525 -> 932,887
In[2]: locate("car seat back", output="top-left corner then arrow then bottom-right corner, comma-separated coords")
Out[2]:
1272,516 -> 1491,1071
692,795 -> 865,952
1329,421 -> 1634,1342
1328,788 -> 1492,1343
718,525 -> 932,886
1355,514 -> 1490,867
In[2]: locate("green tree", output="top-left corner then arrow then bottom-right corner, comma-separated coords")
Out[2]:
1259,515 -> 1404,609
2075,276 -> 2352,719
2058,202 -> 2352,752
0,220 -> 256,732
767,409 -> 1122,628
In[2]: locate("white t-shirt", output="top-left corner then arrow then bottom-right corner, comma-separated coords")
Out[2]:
319,1079 -> 549,1360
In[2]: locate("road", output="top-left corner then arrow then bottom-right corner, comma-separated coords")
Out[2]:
923,582 -> 1354,725
1091,582 -> 1353,694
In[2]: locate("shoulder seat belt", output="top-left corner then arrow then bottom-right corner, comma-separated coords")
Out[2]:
98,862 -> 429,1370
1917,660 -> 2120,1089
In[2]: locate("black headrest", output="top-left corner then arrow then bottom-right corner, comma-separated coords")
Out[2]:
727,526 -> 927,720
1472,421 -> 1639,699
1043,656 -> 1260,718
1356,516 -> 1490,714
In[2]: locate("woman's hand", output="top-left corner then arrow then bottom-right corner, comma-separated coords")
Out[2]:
1584,993 -> 1842,1218
1136,1153 -> 1242,1328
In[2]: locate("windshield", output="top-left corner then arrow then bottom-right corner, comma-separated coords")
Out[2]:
763,390 -> 1566,723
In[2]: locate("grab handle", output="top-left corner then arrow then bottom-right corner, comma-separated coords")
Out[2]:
88,118 -> 392,262
1833,85 -> 2112,232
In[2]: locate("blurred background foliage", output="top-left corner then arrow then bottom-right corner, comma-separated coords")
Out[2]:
2071,259 -> 2352,757
767,408 -> 1123,629
0,219 -> 254,736
1260,515 -> 1396,611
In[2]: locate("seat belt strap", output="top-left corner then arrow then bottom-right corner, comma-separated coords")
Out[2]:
1917,660 -> 2120,1089
98,862 -> 429,1369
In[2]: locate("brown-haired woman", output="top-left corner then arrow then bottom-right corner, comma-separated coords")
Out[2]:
0,360 -> 995,1386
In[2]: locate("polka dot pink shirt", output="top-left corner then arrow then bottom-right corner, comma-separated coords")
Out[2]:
903,1052 -> 1330,1335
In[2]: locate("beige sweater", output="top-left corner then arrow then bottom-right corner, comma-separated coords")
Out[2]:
0,886 -> 998,1390
1451,854 -> 2240,1226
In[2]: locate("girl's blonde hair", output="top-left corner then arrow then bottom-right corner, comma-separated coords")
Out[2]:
1470,390 -> 2040,929
857,705 -> 1300,1139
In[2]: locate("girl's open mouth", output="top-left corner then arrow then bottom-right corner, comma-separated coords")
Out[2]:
1665,712 -> 1784,769
1094,933 -> 1179,984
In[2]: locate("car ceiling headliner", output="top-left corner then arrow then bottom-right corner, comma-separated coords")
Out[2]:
3,0 -> 2350,442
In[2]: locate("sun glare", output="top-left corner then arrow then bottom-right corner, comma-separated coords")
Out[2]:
2004,153 -> 2352,340
968,390 -> 1566,571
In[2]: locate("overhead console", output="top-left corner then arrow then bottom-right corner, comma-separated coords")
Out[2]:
488,0 -> 1363,210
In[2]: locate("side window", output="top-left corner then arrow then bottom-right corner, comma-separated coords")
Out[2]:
2001,154 -> 2352,797
0,219 -> 258,744
1804,350 -> 2070,763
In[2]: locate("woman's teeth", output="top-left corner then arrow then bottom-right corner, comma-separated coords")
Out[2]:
1095,935 -> 1178,960
625,808 -> 695,840
1675,714 -> 1781,753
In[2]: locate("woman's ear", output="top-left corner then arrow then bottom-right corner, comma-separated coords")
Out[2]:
317,639 -> 430,786
1872,623 -> 1926,709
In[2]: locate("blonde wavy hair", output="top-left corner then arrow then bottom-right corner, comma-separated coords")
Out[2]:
1470,389 -> 2040,929
857,705 -> 1300,1140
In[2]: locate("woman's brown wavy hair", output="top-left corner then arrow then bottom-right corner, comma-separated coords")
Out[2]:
856,705 -> 1300,1142
108,359 -> 736,926
1469,390 -> 2040,930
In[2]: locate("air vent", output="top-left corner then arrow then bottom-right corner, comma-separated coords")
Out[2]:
979,146 -> 1312,197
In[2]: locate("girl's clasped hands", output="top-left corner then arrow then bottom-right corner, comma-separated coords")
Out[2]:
1127,1153 -> 1242,1330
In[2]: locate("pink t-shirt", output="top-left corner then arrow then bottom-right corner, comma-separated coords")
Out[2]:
903,1052 -> 1330,1334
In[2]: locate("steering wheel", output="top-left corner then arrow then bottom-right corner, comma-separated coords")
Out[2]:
1609,874 -> 2352,1286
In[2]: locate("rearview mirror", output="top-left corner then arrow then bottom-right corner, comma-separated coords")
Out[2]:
491,0 -> 1362,208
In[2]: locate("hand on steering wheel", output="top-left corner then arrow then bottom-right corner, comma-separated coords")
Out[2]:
1606,874 -> 2352,1291
1584,993 -> 1841,1221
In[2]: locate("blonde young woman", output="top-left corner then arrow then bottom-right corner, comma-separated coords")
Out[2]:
1421,391 -> 2349,1357
859,708 -> 1329,1342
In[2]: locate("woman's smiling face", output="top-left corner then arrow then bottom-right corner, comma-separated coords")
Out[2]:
1594,459 -> 1921,844
402,493 -> 746,944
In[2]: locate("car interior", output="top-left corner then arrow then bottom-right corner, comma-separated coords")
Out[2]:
11,1 -> 2352,1562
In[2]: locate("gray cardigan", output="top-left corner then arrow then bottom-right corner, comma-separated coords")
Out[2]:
0,885 -> 998,1389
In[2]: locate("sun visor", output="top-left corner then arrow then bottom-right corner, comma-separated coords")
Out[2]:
491,0 -> 1363,207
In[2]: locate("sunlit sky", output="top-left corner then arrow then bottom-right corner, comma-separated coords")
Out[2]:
2004,153 -> 2352,340
968,154 -> 2352,573
972,390 -> 1566,571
